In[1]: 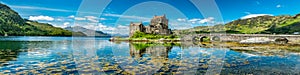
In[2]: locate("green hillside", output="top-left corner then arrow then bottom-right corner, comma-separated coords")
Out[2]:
175,14 -> 300,34
0,3 -> 25,35
0,3 -> 85,36
24,20 -> 86,36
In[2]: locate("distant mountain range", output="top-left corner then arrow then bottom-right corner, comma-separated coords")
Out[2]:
174,13 -> 300,34
65,26 -> 110,36
0,3 -> 111,36
0,3 -> 87,36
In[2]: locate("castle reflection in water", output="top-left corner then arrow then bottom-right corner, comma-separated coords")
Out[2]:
129,43 -> 172,59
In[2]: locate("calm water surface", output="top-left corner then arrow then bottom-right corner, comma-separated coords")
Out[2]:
0,36 -> 299,74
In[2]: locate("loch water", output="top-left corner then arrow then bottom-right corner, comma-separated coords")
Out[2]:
0,36 -> 299,74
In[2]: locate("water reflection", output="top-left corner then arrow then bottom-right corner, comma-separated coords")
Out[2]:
0,37 -> 299,74
0,41 -> 24,64
129,43 -> 172,59
0,41 -> 54,66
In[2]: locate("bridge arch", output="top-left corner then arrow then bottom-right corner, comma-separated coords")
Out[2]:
192,36 -> 200,42
192,35 -> 208,42
193,35 -> 223,42
275,37 -> 289,44
200,36 -> 209,42
211,36 -> 221,42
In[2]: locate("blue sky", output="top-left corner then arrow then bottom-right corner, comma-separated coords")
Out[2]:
1,0 -> 300,35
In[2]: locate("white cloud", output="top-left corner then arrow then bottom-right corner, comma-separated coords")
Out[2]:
104,13 -> 151,21
10,5 -> 72,12
74,17 -> 86,21
100,18 -> 106,20
117,25 -> 128,29
170,17 -> 217,29
188,18 -> 201,24
73,16 -> 106,22
29,15 -> 54,21
63,22 -> 70,26
199,17 -> 214,24
276,5 -> 281,8
169,20 -> 193,29
74,22 -> 129,35
56,18 -> 63,21
95,23 -> 116,31
185,17 -> 215,24
108,25 -> 130,35
188,18 -> 201,22
8,4 -> 100,15
177,18 -> 187,22
85,16 -> 97,19
85,16 -> 99,22
68,15 -> 75,18
50,22 -> 70,28
89,19 -> 99,23
241,14 -> 273,19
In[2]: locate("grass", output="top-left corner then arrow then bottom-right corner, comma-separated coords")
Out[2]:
130,31 -> 180,40
278,18 -> 300,27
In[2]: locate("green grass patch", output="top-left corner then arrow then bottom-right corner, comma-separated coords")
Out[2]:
201,37 -> 211,42
130,31 -> 180,40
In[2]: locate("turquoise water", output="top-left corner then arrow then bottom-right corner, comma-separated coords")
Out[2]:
0,36 -> 299,74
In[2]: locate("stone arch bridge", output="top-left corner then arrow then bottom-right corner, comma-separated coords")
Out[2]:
181,34 -> 300,44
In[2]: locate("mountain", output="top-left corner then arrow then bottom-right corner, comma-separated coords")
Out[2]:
0,3 -> 25,35
0,3 -> 85,36
175,14 -> 300,34
65,26 -> 110,36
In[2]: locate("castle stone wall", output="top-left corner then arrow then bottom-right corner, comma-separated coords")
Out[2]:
129,23 -> 144,37
129,15 -> 172,37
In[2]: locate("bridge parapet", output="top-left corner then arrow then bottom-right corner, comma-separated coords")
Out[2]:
180,34 -> 300,44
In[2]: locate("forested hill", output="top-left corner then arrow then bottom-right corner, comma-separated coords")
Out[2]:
174,13 -> 300,34
0,3 -> 86,36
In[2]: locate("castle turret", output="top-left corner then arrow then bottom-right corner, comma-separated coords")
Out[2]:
129,22 -> 144,37
149,15 -> 171,35
150,15 -> 168,26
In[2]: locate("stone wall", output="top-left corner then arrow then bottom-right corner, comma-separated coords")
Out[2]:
144,26 -> 152,33
182,34 -> 300,44
129,22 -> 144,37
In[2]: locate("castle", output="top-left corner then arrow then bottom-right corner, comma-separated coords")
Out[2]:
129,14 -> 172,37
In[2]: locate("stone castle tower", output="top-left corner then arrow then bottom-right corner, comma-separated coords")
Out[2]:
129,14 -> 172,37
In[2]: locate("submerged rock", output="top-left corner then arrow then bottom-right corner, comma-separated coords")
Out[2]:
3,70 -> 11,73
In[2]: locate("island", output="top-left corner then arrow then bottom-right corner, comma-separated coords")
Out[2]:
110,15 -> 181,42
